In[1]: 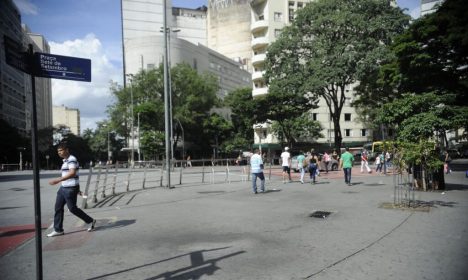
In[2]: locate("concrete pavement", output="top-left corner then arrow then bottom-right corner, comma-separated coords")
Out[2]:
0,168 -> 467,279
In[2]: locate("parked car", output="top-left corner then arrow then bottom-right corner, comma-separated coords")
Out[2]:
291,155 -> 339,172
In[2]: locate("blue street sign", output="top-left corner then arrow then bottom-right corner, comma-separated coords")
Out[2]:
34,53 -> 91,82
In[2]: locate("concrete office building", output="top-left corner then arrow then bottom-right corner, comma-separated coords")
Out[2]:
421,0 -> 445,16
250,0 -> 373,148
207,0 -> 252,72
53,105 -> 80,136
22,24 -> 53,130
122,0 -> 250,100
0,0 -> 27,135
0,0 -> 52,136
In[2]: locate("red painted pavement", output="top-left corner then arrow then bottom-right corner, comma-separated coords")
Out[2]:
44,227 -> 93,251
0,224 -> 48,257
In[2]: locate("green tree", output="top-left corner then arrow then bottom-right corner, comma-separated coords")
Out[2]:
0,119 -> 29,165
270,115 -> 323,145
372,0 -> 468,144
202,113 -> 233,158
107,63 -> 220,158
224,88 -> 256,142
265,0 -> 409,150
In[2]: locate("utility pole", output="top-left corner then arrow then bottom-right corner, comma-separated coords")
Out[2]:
163,0 -> 171,188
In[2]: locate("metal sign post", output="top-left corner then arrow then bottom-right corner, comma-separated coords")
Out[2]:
3,35 -> 91,280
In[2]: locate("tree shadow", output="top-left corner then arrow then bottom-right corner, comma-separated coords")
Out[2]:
87,246 -> 245,280
445,183 -> 468,191
411,200 -> 458,208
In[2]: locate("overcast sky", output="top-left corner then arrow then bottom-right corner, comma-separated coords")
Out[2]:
13,0 -> 421,132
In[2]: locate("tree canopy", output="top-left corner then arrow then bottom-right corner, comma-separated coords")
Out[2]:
265,0 -> 410,150
371,0 -> 468,144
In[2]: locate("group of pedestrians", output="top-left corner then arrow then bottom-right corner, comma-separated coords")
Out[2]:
250,146 -> 397,193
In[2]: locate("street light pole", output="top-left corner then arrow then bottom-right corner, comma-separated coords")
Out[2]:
107,131 -> 110,163
126,74 -> 135,167
137,112 -> 141,162
163,0 -> 171,188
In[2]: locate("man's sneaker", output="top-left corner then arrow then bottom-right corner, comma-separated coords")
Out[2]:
47,230 -> 64,237
87,219 -> 96,232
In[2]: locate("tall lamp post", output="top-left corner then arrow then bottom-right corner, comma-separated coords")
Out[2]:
126,74 -> 135,166
175,118 -> 184,160
163,0 -> 171,187
102,124 -> 112,163
160,26 -> 180,160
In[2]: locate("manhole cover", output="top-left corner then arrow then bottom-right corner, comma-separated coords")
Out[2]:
309,211 -> 332,219
9,187 -> 26,191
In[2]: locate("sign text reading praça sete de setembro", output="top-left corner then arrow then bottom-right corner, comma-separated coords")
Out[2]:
34,53 -> 91,82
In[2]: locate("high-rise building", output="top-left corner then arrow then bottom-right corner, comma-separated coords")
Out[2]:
53,105 -> 80,136
0,0 -> 52,136
421,0 -> 445,16
0,0 -> 27,135
249,0 -> 372,148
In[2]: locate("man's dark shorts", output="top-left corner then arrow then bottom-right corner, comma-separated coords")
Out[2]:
282,166 -> 290,173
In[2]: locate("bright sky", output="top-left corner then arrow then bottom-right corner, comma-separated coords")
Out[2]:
13,0 -> 421,132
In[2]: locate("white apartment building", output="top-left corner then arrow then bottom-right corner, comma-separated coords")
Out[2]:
421,0 -> 445,16
207,0 -> 252,72
53,105 -> 80,136
249,0 -> 372,149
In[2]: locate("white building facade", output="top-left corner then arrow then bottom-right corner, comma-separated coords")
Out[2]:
249,0 -> 372,149
421,0 -> 445,16
122,0 -> 250,100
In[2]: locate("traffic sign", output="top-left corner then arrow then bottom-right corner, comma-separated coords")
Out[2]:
33,53 -> 91,82
3,35 -> 30,73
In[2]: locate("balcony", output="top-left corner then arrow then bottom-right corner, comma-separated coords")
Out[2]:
251,20 -> 268,33
253,86 -> 268,97
252,53 -> 266,66
251,36 -> 269,49
252,70 -> 265,81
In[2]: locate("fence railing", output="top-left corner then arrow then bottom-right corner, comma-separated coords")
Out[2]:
81,158 -> 277,209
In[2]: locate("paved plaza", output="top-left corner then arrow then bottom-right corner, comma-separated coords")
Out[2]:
0,166 -> 467,279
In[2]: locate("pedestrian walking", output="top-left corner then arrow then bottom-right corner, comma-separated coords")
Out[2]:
360,149 -> 371,173
323,151 -> 331,173
47,142 -> 96,237
297,151 -> 306,184
308,158 -> 318,184
186,155 -> 192,167
375,152 -> 384,173
250,149 -> 265,194
340,147 -> 354,186
281,147 -> 292,183
444,151 -> 452,174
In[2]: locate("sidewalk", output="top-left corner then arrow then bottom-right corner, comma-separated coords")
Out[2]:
1,170 -> 467,279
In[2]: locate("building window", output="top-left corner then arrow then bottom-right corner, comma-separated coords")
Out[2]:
289,9 -> 295,21
289,1 -> 294,7
312,113 -> 318,121
274,29 -> 282,38
361,129 -> 367,137
147,63 -> 155,70
274,12 -> 283,22
193,59 -> 197,70
297,2 -> 303,8
345,129 -> 351,137
344,113 -> 351,121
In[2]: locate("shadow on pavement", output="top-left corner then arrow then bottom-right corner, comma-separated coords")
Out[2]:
94,219 -> 136,231
87,247 -> 245,280
445,183 -> 468,191
264,189 -> 282,194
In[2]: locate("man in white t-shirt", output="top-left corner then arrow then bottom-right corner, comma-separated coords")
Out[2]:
280,147 -> 292,183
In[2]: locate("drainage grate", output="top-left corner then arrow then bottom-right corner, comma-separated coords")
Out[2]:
309,211 -> 332,219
